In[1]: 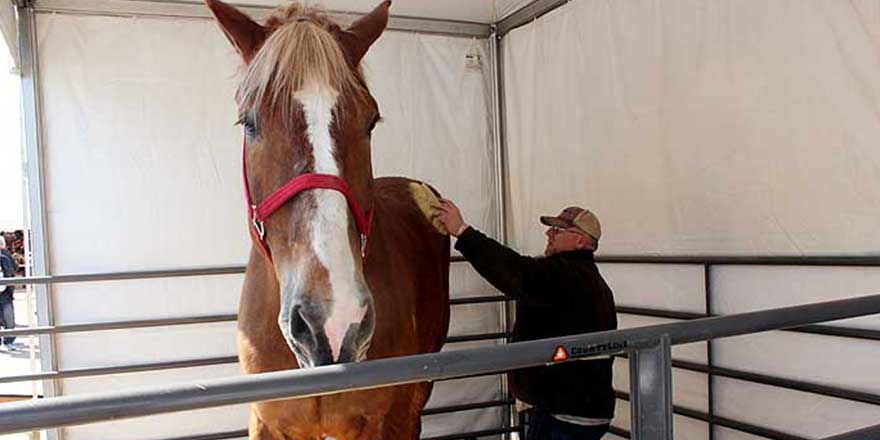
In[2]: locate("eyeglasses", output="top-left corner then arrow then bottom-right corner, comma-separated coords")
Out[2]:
548,226 -> 585,236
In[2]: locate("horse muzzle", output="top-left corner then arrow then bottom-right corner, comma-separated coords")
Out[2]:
280,295 -> 375,368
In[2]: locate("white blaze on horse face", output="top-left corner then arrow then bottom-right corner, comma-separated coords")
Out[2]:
293,82 -> 368,362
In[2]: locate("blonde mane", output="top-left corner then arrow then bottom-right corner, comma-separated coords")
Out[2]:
237,6 -> 365,122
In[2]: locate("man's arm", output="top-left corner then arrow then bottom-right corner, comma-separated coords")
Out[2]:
433,198 -> 554,299
453,226 -> 544,299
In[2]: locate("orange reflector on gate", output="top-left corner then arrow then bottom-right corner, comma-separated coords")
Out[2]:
552,345 -> 569,362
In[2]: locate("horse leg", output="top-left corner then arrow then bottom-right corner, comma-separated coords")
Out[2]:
378,383 -> 432,440
249,411 -> 287,440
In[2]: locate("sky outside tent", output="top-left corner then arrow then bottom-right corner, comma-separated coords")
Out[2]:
0,46 -> 23,231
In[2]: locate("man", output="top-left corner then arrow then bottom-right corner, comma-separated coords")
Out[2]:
0,235 -> 18,349
433,201 -> 617,440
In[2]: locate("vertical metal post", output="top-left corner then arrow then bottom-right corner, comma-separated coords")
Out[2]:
629,335 -> 674,440
489,25 -> 518,440
17,7 -> 61,440
705,263 -> 716,440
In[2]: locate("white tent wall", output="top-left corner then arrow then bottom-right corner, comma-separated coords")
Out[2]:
502,0 -> 880,438
502,0 -> 880,256
34,8 -> 502,440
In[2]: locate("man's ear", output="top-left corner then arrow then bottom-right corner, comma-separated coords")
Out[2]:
337,1 -> 391,65
205,0 -> 267,63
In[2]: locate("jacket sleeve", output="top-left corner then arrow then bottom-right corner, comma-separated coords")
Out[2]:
0,255 -> 13,278
454,226 -> 557,299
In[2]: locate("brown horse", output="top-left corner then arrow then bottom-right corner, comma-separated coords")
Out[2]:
205,1 -> 451,439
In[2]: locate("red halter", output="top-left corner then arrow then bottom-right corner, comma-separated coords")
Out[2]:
242,138 -> 375,261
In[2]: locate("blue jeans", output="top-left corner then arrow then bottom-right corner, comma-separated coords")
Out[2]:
0,301 -> 15,345
524,408 -> 609,440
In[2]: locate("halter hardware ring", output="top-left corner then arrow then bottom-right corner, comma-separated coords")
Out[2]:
251,206 -> 266,240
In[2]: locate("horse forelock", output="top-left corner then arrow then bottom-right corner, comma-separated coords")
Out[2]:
236,5 -> 367,125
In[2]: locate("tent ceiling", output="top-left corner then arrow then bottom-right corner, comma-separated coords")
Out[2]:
73,0 -> 532,23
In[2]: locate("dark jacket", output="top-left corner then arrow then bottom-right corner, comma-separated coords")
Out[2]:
455,227 -> 617,419
0,250 -> 17,303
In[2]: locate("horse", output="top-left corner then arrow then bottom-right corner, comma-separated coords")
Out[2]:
206,1 -> 451,439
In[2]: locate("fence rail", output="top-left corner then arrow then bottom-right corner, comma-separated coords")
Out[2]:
2,254 -> 879,439
0,294 -> 878,435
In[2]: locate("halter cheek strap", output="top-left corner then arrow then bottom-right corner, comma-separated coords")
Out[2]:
242,138 -> 375,262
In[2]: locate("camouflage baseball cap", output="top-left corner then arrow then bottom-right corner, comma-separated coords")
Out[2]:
540,206 -> 601,241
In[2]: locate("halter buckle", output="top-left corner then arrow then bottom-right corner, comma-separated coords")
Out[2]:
251,206 -> 266,241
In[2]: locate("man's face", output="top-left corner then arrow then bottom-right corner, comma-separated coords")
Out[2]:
544,226 -> 589,256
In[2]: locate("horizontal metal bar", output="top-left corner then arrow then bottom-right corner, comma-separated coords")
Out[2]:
5,254 -> 878,288
615,354 -> 880,408
711,413 -> 807,440
615,391 -> 808,440
445,332 -> 511,344
0,356 -> 240,385
617,306 -> 705,321
29,0 -> 492,37
702,362 -> 880,407
597,255 -> 880,266
158,426 -> 523,440
158,429 -> 248,440
496,0 -> 568,37
822,423 -> 880,440
0,314 -> 238,337
618,305 -> 880,342
1,257 -> 468,287
1,294 -> 878,434
10,252 -> 878,288
8,299 -> 864,341
449,295 -> 511,305
608,425 -> 631,439
422,426 -> 520,440
0,291 -> 492,338
422,398 -> 514,416
0,331 -> 510,384
0,265 -> 246,287
789,324 -> 880,341
156,401 -> 516,440
0,357 -> 504,386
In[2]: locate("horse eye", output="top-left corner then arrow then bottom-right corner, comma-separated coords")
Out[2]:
238,115 -> 259,138
366,115 -> 381,135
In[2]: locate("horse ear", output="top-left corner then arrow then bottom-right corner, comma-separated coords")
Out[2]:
205,0 -> 267,63
339,1 -> 391,65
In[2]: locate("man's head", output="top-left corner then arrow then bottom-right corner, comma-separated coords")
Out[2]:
540,206 -> 601,256
0,236 -> 6,250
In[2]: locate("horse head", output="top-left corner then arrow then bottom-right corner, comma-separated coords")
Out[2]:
207,0 -> 390,368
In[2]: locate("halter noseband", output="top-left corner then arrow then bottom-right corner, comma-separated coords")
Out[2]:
242,138 -> 375,261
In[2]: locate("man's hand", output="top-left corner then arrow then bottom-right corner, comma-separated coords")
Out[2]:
432,199 -> 468,237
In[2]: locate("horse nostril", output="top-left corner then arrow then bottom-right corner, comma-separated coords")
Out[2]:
286,303 -> 335,367
289,305 -> 316,348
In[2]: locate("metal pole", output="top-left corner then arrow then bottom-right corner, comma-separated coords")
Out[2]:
629,336 -> 674,440
2,293 -> 879,435
496,0 -> 569,37
17,7 -> 61,439
30,0 -> 492,38
705,263 -> 716,440
489,23 -> 518,440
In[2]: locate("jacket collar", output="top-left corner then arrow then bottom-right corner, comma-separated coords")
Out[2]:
556,249 -> 595,260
